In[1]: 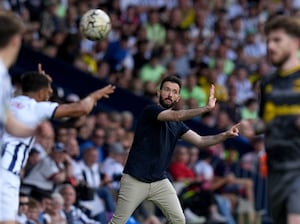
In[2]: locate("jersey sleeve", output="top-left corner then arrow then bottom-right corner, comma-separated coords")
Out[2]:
35,101 -> 59,120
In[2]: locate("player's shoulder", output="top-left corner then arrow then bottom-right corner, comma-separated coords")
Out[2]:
11,95 -> 34,107
143,103 -> 165,115
144,103 -> 164,110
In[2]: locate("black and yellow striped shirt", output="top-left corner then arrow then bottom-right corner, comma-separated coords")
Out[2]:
260,65 -> 300,170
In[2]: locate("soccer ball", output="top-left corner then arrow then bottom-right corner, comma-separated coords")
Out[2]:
79,9 -> 111,41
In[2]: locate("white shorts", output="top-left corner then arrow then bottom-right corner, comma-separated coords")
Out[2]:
0,167 -> 20,221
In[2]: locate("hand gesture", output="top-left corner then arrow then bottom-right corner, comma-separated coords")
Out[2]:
91,84 -> 116,102
99,84 -> 116,98
38,63 -> 52,82
207,84 -> 216,110
225,123 -> 240,138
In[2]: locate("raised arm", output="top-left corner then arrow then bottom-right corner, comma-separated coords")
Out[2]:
53,84 -> 115,118
181,123 -> 240,148
157,85 -> 216,121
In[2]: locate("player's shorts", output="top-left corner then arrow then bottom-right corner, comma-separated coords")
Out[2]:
0,167 -> 20,221
268,169 -> 300,224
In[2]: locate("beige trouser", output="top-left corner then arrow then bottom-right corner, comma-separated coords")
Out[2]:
109,174 -> 186,224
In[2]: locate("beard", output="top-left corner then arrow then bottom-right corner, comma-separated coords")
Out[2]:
268,51 -> 290,67
159,96 -> 177,109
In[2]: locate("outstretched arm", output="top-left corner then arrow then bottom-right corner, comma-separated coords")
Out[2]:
36,63 -> 116,119
181,123 -> 240,148
157,85 -> 216,121
53,84 -> 116,118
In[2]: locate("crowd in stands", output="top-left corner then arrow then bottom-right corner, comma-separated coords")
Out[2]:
3,0 -> 300,223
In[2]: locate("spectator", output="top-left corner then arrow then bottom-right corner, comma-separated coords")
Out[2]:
139,53 -> 166,84
25,198 -> 42,224
104,35 -> 131,71
65,137 -> 82,184
54,125 -> 69,145
22,143 -> 73,195
171,41 -> 191,78
80,127 -> 106,162
42,193 -> 67,224
240,97 -> 258,120
17,194 -> 30,224
40,0 -> 65,40
144,10 -> 166,46
100,142 -> 127,192
214,149 -> 256,222
33,120 -> 55,158
219,86 -> 241,123
132,39 -> 151,71
78,147 -> 115,224
168,144 -> 227,223
60,184 -> 100,224
120,110 -> 134,131
233,66 -> 254,104
180,73 -> 207,107
193,149 -> 236,224
23,148 -> 42,178
241,136 -> 266,176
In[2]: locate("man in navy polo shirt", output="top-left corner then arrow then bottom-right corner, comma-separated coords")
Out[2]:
109,75 -> 240,223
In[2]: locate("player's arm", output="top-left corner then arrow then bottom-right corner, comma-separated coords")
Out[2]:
4,111 -> 35,137
157,85 -> 216,121
53,84 -> 115,118
181,123 -> 240,148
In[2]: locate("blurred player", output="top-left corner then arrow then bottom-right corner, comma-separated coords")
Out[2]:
240,15 -> 300,224
0,11 -> 36,144
0,10 -> 41,224
0,69 -> 115,223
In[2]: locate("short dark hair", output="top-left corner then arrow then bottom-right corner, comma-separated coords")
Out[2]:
0,10 -> 25,48
159,75 -> 182,90
21,71 -> 50,93
264,15 -> 300,38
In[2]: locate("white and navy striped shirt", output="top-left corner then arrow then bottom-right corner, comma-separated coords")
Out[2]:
1,95 -> 58,175
64,206 -> 100,224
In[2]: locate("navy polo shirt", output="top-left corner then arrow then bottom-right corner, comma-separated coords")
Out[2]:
123,104 -> 189,182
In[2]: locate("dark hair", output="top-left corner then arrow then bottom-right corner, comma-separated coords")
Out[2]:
264,15 -> 300,38
0,10 -> 25,48
21,71 -> 50,93
159,75 -> 182,90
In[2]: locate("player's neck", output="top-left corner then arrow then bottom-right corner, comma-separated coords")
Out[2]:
23,92 -> 40,101
0,51 -> 11,68
279,55 -> 300,71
